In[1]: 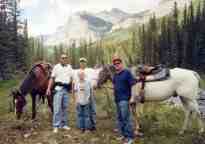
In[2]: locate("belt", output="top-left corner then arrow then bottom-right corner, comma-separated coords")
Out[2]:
54,82 -> 71,91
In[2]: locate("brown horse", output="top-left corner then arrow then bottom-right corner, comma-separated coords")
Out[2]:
11,63 -> 53,119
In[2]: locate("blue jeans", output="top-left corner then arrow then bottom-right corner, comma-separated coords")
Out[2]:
116,100 -> 134,139
76,103 -> 92,129
53,88 -> 69,128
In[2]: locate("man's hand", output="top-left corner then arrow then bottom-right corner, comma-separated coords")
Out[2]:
46,78 -> 54,96
46,88 -> 51,96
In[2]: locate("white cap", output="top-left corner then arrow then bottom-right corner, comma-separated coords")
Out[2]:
79,57 -> 87,63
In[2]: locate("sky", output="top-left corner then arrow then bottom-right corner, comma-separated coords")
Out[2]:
19,0 -> 161,36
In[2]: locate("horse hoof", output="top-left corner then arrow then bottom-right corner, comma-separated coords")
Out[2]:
199,128 -> 204,133
31,119 -> 37,123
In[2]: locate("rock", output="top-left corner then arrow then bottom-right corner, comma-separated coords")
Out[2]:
90,137 -> 100,143
24,133 -> 31,138
33,132 -> 38,135
64,134 -> 72,138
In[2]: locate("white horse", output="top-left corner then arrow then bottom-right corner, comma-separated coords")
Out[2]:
97,65 -> 204,134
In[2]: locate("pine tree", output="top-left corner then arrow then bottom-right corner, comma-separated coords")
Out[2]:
159,17 -> 168,65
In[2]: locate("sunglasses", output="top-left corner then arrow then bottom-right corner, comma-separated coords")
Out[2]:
61,57 -> 68,59
114,62 -> 121,66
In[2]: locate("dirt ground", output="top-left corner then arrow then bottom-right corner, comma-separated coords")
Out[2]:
0,101 -> 133,144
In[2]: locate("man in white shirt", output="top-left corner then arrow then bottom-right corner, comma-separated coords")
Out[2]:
46,54 -> 73,133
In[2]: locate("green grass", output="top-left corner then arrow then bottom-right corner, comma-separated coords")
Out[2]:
0,79 -> 19,115
1,79 -> 205,144
200,75 -> 205,89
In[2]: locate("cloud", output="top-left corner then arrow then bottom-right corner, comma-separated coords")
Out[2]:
21,0 -> 161,36
54,0 -> 160,13
19,0 -> 40,8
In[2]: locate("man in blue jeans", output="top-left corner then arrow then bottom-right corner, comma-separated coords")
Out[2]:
112,56 -> 135,144
46,54 -> 74,133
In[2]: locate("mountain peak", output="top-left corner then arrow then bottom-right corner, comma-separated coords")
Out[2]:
111,8 -> 126,14
75,10 -> 91,16
44,0 -> 192,46
96,8 -> 130,24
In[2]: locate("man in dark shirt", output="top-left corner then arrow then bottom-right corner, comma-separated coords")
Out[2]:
112,56 -> 135,144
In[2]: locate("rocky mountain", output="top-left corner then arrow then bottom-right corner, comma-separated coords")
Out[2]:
44,0 -> 193,46
44,12 -> 112,46
96,8 -> 130,24
112,0 -> 192,30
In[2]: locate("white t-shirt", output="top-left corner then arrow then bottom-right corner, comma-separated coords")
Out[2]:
73,68 -> 99,87
51,63 -> 74,84
73,68 -> 90,82
74,80 -> 91,105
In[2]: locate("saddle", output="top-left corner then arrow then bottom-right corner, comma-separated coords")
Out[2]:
137,64 -> 170,103
138,64 -> 170,82
31,63 -> 52,77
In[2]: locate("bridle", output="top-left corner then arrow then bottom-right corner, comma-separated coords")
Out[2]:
104,64 -> 115,81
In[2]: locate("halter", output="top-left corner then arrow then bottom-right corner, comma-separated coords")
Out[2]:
104,64 -> 115,81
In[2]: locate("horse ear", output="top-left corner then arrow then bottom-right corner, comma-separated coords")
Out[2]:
11,88 -> 18,96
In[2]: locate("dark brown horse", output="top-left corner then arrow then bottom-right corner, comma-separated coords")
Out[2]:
11,63 -> 53,119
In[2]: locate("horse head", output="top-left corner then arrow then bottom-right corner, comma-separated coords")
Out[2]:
11,88 -> 26,119
97,64 -> 116,87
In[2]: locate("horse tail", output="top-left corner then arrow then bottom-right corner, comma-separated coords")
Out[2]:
193,71 -> 202,94
193,71 -> 201,83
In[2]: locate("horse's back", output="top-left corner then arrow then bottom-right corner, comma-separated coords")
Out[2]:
137,68 -> 200,101
170,68 -> 200,98
170,68 -> 199,85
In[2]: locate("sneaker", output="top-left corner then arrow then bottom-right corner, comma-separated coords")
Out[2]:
80,129 -> 85,133
84,130 -> 91,134
53,128 -> 58,133
113,128 -> 119,133
62,126 -> 71,130
123,138 -> 134,144
89,127 -> 96,131
134,131 -> 144,137
116,136 -> 125,141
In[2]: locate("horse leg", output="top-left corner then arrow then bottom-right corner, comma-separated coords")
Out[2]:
130,102 -> 143,136
130,83 -> 141,104
31,94 -> 36,120
42,95 -> 45,104
47,94 -> 53,113
180,97 -> 204,134
189,100 -> 204,133
179,96 -> 192,134
191,110 -> 204,133
130,84 -> 144,135
133,107 -> 141,135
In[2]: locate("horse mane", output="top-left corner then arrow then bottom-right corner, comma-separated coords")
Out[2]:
19,63 -> 52,96
19,68 -> 36,96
